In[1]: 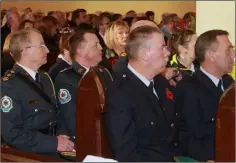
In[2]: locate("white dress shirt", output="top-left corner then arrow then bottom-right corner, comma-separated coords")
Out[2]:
128,64 -> 158,98
17,63 -> 37,81
200,66 -> 224,91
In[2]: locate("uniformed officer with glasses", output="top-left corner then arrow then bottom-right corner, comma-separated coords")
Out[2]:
1,28 -> 75,156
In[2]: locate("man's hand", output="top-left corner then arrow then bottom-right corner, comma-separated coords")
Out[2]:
57,135 -> 75,152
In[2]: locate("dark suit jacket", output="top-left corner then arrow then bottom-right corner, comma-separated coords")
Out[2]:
48,58 -> 70,81
175,69 -> 234,161
1,24 -> 11,52
1,64 -> 58,153
1,52 -> 15,77
112,56 -> 128,76
105,67 -> 180,161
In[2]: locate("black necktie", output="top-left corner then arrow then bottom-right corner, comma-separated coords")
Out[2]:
149,81 -> 157,97
217,80 -> 223,93
35,73 -> 40,83
35,73 -> 43,90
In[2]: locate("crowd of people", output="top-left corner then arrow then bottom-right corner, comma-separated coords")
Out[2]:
1,6 -> 235,162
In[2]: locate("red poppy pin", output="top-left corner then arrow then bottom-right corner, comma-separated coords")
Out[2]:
166,88 -> 174,100
111,58 -> 118,67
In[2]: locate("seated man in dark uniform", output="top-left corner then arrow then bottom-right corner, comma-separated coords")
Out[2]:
1,28 -> 74,155
175,29 -> 235,161
105,26 -> 180,161
54,29 -> 112,142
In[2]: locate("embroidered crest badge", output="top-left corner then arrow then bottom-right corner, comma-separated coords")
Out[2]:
58,89 -> 72,104
1,96 -> 13,112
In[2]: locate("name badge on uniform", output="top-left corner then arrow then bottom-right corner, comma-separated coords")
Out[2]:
29,99 -> 39,104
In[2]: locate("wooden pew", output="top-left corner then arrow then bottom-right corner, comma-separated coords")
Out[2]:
215,83 -> 235,162
75,67 -> 113,161
1,147 -> 65,162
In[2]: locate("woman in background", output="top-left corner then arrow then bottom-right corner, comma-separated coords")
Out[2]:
168,29 -> 198,80
19,20 -> 34,29
102,20 -> 129,72
48,27 -> 74,81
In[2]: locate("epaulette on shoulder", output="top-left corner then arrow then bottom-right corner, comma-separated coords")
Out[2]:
1,70 -> 15,82
95,65 -> 113,81
115,72 -> 129,89
95,65 -> 105,72
59,67 -> 72,73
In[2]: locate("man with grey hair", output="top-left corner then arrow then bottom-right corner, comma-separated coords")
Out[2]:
105,25 -> 180,161
1,28 -> 75,155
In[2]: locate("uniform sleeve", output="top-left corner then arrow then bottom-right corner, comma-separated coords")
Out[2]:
54,75 -> 76,137
1,83 -> 57,153
105,87 -> 155,161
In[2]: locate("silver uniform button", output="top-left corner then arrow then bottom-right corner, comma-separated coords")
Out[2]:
212,118 -> 215,121
49,122 -> 52,126
171,123 -> 175,127
163,108 -> 166,111
176,112 -> 178,116
73,136 -> 76,139
174,143 -> 178,146
150,121 -> 154,125
35,109 -> 38,112
123,74 -> 126,78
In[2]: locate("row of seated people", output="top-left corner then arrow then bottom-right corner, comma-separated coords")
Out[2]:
1,19 -> 235,162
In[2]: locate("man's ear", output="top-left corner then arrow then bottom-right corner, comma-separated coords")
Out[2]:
76,45 -> 87,58
139,47 -> 150,61
206,49 -> 216,62
21,48 -> 29,59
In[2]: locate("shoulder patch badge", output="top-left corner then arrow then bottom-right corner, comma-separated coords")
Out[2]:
58,89 -> 72,104
1,96 -> 13,112
2,77 -> 9,81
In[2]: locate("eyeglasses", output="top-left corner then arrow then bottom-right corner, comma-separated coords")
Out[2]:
21,43 -> 48,52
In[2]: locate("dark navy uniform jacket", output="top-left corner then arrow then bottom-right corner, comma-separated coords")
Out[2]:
1,64 -> 58,153
48,58 -> 70,81
105,66 -> 180,161
175,69 -> 234,161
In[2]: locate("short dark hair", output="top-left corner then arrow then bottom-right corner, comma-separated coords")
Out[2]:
47,11 -> 54,16
69,29 -> 95,60
19,20 -> 34,30
162,14 -> 175,25
71,8 -> 87,26
110,13 -> 122,22
195,29 -> 229,63
99,12 -> 111,24
145,11 -> 154,17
